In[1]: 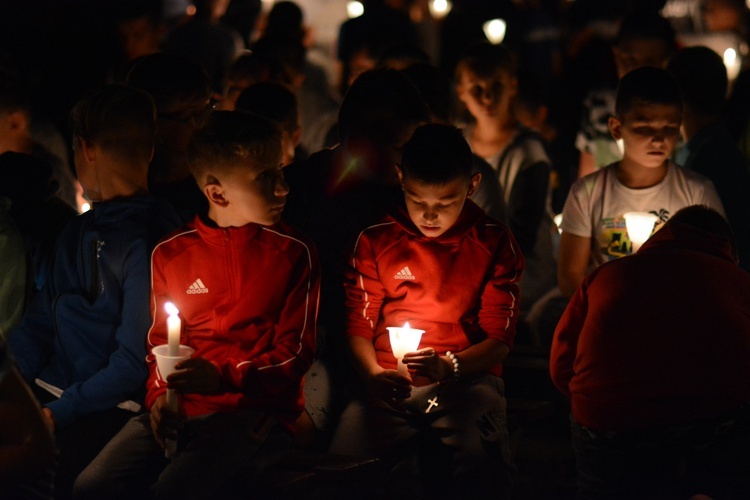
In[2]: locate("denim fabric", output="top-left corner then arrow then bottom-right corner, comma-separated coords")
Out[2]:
73,410 -> 292,500
329,374 -> 514,499
570,406 -> 750,500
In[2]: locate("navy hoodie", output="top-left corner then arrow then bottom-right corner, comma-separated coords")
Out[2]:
9,194 -> 180,429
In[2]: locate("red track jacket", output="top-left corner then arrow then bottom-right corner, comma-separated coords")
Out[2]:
145,216 -> 320,432
345,200 -> 523,383
551,220 -> 750,430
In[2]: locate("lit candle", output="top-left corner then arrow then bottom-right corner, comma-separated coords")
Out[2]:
165,302 -> 180,357
623,211 -> 658,252
163,301 -> 181,458
387,322 -> 425,376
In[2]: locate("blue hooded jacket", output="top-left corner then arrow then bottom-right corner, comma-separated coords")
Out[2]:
9,194 -> 180,429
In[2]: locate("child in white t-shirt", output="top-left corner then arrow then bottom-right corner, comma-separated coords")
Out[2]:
558,66 -> 724,298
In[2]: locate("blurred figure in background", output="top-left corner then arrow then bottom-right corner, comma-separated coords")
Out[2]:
235,81 -> 304,165
669,45 -> 750,272
125,53 -> 213,223
164,0 -> 243,93
551,205 -> 750,499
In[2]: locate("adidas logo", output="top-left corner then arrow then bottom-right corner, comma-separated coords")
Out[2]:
394,266 -> 416,280
186,278 -> 209,294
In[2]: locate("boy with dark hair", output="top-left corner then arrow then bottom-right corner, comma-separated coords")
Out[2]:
74,111 -> 320,498
455,42 -> 556,321
125,53 -> 213,223
669,45 -> 750,272
577,10 -> 679,176
115,0 -> 166,62
558,66 -> 725,298
235,81 -> 302,166
551,204 -> 750,498
7,84 -> 180,498
329,123 -> 523,498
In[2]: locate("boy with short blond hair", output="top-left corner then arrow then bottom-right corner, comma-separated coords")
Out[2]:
8,84 -> 181,498
74,111 -> 320,498
329,123 -> 523,498
558,66 -> 725,298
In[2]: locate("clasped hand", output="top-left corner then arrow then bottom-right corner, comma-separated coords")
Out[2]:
149,356 -> 220,447
366,348 -> 449,410
403,347 -> 448,382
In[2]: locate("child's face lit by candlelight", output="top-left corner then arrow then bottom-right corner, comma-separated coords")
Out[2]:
398,170 -> 480,238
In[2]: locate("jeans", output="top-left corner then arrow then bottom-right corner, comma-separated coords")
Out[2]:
571,405 -> 750,499
73,410 -> 292,500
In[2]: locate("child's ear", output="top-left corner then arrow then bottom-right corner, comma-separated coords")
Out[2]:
79,137 -> 97,163
395,164 -> 404,185
467,172 -> 482,198
203,174 -> 229,207
608,116 -> 622,141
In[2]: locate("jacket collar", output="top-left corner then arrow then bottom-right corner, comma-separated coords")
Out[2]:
638,220 -> 736,263
194,213 -> 263,246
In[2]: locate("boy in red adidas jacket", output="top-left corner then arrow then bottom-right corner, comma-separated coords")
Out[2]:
74,112 -> 320,499
329,124 -> 524,498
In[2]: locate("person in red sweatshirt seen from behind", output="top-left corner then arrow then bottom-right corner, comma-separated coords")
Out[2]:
74,111 -> 320,499
329,123 -> 524,499
551,205 -> 750,499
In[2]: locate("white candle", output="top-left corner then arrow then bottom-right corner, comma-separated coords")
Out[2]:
387,322 -> 425,376
163,301 -> 181,458
165,302 -> 180,357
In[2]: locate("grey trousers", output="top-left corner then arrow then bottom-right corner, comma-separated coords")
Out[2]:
329,374 -> 514,499
73,410 -> 292,500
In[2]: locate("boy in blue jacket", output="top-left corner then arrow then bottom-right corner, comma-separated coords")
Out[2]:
8,84 -> 180,498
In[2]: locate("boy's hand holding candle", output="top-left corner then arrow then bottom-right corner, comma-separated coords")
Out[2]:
403,347 -> 453,382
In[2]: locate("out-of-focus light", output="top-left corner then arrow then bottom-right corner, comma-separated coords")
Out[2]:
347,1 -> 364,18
429,0 -> 452,19
261,0 -> 275,12
483,18 -> 507,45
186,4 -> 196,16
724,47 -> 742,81
553,213 -> 563,234
81,202 -> 91,213
661,1 -> 690,18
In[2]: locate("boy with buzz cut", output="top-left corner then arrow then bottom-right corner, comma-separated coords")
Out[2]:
329,123 -> 523,499
74,111 -> 320,499
558,66 -> 725,299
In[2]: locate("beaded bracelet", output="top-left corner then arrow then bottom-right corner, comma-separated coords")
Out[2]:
445,351 -> 460,380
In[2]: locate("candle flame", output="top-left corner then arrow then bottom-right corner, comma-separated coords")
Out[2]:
164,302 -> 179,316
403,322 -> 410,329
